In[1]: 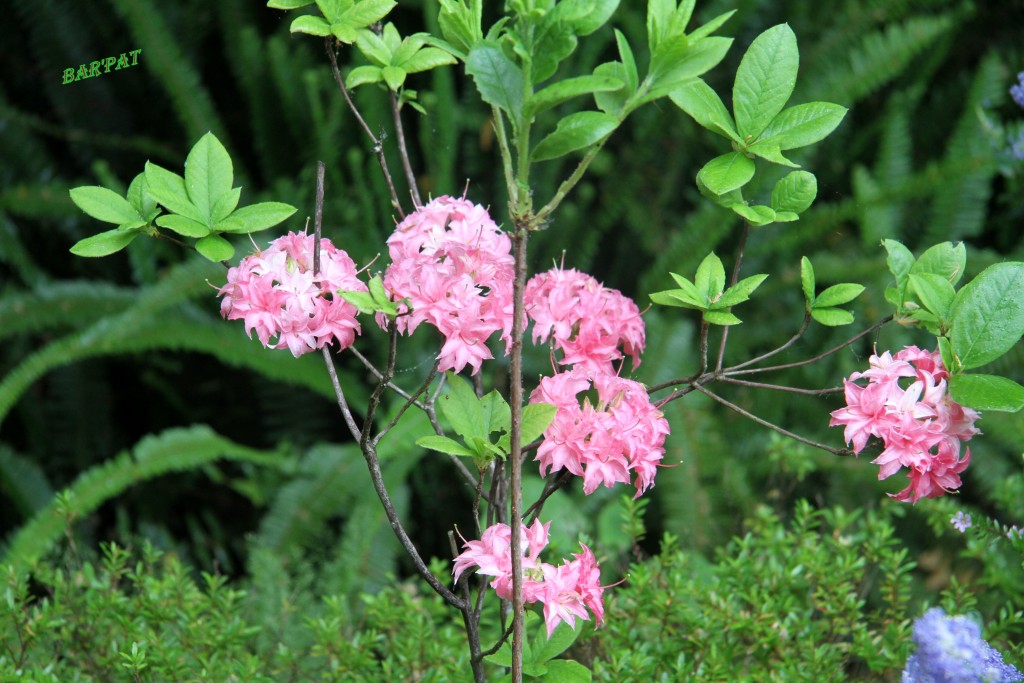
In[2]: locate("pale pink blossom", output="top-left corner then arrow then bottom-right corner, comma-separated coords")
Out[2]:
453,521 -> 605,637
531,369 -> 669,497
525,267 -> 645,374
830,346 -> 981,503
218,231 -> 366,357
379,196 -> 514,375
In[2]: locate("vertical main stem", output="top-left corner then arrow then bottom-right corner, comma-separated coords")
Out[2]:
508,225 -> 528,683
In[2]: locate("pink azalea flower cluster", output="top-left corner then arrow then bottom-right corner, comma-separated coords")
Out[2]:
530,369 -> 670,497
452,520 -> 604,637
829,346 -> 981,503
218,231 -> 367,358
525,267 -> 645,374
380,195 -> 514,375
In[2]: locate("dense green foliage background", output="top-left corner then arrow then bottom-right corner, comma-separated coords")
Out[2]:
1,0 -> 1022,678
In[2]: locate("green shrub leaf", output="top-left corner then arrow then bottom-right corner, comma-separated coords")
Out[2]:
948,262 -> 1024,370
733,24 -> 798,140
949,373 -> 1024,412
532,111 -> 618,162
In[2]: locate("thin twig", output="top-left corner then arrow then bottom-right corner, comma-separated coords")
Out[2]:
715,224 -> 750,372
314,161 -> 325,275
324,38 -> 405,218
693,384 -> 854,457
348,345 -> 423,407
321,347 -> 362,442
724,315 -> 893,377
718,376 -> 843,396
390,90 -> 422,207
726,311 -> 812,372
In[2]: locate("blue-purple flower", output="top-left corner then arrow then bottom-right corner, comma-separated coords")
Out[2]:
902,608 -> 1023,682
1012,72 -> 1024,110
951,511 -> 972,533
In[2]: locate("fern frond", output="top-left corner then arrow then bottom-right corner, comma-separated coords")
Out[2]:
0,444 -> 54,519
0,281 -> 135,341
106,0 -> 228,145
255,444 -> 365,553
1,424 -> 287,574
924,52 -> 1004,244
0,211 -> 45,288
805,15 -> 955,105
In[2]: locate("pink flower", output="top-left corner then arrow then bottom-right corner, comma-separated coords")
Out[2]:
830,346 -> 981,503
531,369 -> 669,497
218,231 -> 367,357
453,521 -> 606,638
525,267 -> 645,374
379,196 -> 514,375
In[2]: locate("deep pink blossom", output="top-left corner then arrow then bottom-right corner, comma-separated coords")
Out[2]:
218,231 -> 366,357
379,196 -> 514,375
453,521 -> 605,637
531,369 -> 669,497
830,346 -> 981,503
525,267 -> 645,374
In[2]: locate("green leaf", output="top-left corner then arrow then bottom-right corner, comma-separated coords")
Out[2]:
911,242 -> 967,286
770,171 -> 817,214
811,307 -> 854,326
466,42 -> 524,119
882,239 -> 914,298
908,272 -> 956,319
225,202 -> 297,233
437,0 -> 482,57
415,435 -> 478,457
346,65 -> 383,88
534,619 -> 585,662
480,390 -> 511,438
532,111 -> 618,162
814,283 -> 864,308
341,0 -> 396,31
290,15 -> 332,36
195,234 -> 234,262
695,252 -> 726,302
731,204 -> 776,225
440,373 -> 484,441
69,228 -> 141,257
800,257 -> 815,306
704,310 -> 741,325
144,162 -> 205,223
949,374 -> 1024,413
615,29 -> 638,94
593,62 -> 631,115
521,403 -> 557,446
70,186 -> 143,225
650,290 -> 705,309
339,290 -> 378,315
527,75 -> 624,117
948,262 -> 1024,370
733,24 -> 798,140
689,9 -> 736,41
697,152 -> 754,195
669,79 -> 740,142
744,140 -> 797,167
156,214 -> 210,238
541,659 -> 592,682
126,172 -> 157,218
647,36 -> 733,101
267,0 -> 314,8
554,0 -> 619,36
184,132 -> 233,223
756,102 -> 847,150
381,65 -> 406,90
717,274 -> 767,307
211,187 -> 241,223
401,47 -> 457,74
